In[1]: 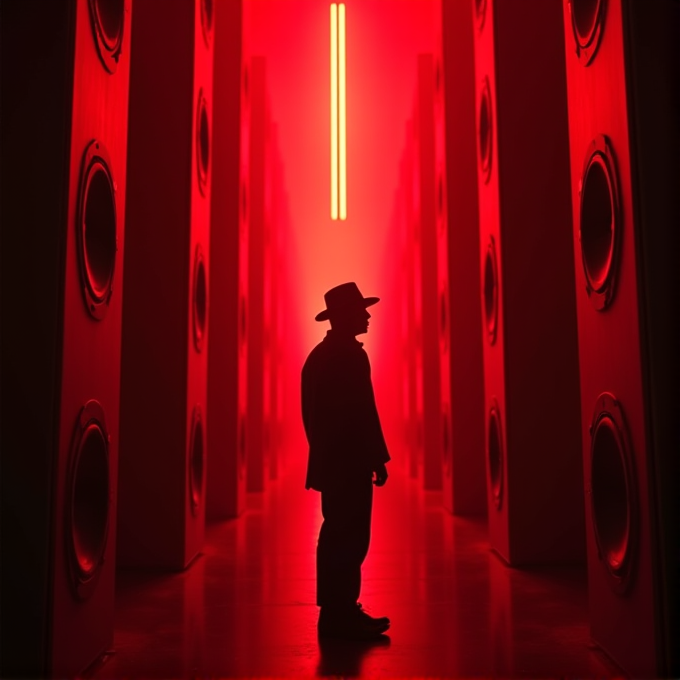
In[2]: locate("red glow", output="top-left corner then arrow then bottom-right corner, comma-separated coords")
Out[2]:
248,0 -> 435,464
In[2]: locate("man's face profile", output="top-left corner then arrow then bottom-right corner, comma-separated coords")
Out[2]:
330,306 -> 371,336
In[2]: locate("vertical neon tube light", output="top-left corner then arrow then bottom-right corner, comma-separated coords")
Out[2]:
331,3 -> 347,220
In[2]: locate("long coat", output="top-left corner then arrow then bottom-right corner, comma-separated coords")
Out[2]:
302,330 -> 390,491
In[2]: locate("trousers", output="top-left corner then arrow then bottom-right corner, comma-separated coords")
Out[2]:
316,475 -> 373,608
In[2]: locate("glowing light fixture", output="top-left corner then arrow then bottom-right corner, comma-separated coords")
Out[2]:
331,3 -> 347,220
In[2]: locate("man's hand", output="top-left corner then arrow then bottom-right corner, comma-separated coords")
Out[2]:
373,463 -> 388,487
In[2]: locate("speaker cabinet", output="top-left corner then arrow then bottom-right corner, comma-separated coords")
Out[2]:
416,53 -> 442,491
472,0 -> 584,565
398,128 -> 421,479
562,0 -> 680,674
0,0 -> 131,675
264,125 -> 284,481
440,0 -> 486,515
246,55 -> 268,492
206,0 -> 246,520
119,0 -> 213,569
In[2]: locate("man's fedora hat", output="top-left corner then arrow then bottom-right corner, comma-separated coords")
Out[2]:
315,282 -> 380,322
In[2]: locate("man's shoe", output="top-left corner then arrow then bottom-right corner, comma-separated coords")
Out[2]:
318,606 -> 390,640
356,602 -> 390,628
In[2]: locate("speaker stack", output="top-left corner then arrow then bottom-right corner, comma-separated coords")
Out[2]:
472,0 -> 584,565
562,0 -> 679,674
439,0 -> 486,515
263,125 -> 286,481
416,53 -> 442,491
118,0 -> 213,569
0,1 -> 131,675
404,118 -> 426,481
246,55 -> 268,492
206,0 -> 247,520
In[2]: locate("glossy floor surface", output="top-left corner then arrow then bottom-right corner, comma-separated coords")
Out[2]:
94,458 -> 620,678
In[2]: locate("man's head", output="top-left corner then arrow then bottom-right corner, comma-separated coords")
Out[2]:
315,282 -> 379,336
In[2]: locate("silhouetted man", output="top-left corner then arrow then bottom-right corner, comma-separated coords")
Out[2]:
302,282 -> 391,640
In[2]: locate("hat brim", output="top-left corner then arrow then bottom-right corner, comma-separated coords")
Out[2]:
315,296 -> 380,322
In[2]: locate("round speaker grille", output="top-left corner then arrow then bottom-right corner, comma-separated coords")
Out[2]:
442,405 -> 452,475
238,413 -> 247,479
579,135 -> 620,311
483,237 -> 499,345
193,245 -> 208,352
589,393 -> 637,593
77,140 -> 117,320
67,400 -> 110,599
189,406 -> 205,515
200,0 -> 214,47
487,402 -> 503,510
569,0 -> 607,65
478,78 -> 493,183
439,287 -> 449,354
196,89 -> 210,196
474,0 -> 487,30
88,0 -> 125,73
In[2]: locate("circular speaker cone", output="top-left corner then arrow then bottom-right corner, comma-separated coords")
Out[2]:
196,90 -> 211,196
474,0 -> 487,30
442,405 -> 452,474
437,172 -> 445,223
189,406 -> 205,514
439,288 -> 449,353
88,0 -> 125,73
238,413 -> 247,479
200,0 -> 214,46
67,400 -> 110,599
239,295 -> 247,347
589,393 -> 637,592
483,237 -> 499,345
193,246 -> 208,352
579,136 -> 620,311
569,0 -> 607,65
77,140 -> 117,320
487,402 -> 503,510
478,78 -> 493,183
241,181 -> 248,221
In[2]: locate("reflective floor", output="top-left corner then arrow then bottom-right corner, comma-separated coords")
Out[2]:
94,456 -> 620,678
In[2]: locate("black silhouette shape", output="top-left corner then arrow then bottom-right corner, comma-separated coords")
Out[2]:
302,282 -> 391,640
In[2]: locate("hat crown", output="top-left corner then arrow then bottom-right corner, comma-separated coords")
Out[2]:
315,282 -> 379,321
324,282 -> 365,311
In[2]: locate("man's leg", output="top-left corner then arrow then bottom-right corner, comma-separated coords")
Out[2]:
316,477 -> 386,638
317,476 -> 372,607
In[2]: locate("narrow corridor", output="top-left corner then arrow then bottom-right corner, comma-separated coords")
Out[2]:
93,456 -> 618,678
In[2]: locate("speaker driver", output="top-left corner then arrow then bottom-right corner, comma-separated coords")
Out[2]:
192,245 -> 208,352
483,236 -> 499,345
200,0 -> 214,47
568,0 -> 607,66
238,413 -> 247,479
77,140 -> 117,321
487,401 -> 504,510
67,400 -> 110,600
88,0 -> 126,73
442,405 -> 452,474
589,392 -> 638,593
474,0 -> 487,31
439,288 -> 449,353
478,77 -> 493,184
579,135 -> 621,311
196,89 -> 210,197
189,405 -> 205,515
239,295 -> 247,349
